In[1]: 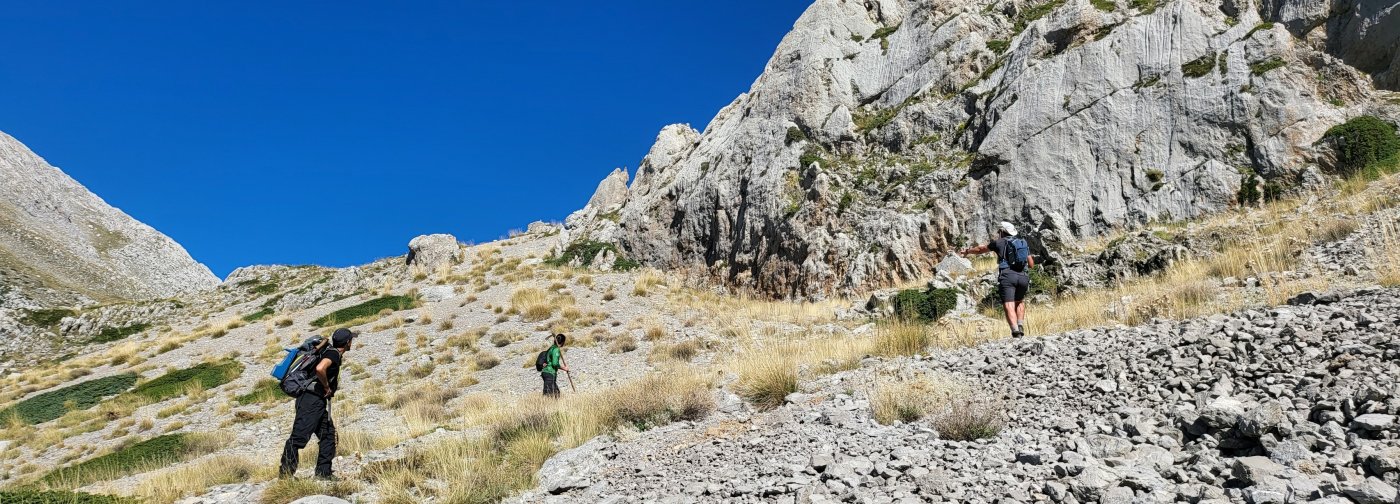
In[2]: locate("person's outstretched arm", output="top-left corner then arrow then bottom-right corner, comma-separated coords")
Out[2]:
959,244 -> 991,255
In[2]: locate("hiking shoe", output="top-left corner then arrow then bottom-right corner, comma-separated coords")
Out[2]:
1012,330 -> 1024,338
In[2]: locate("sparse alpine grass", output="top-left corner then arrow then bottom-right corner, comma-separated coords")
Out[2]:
0,490 -> 134,504
134,455 -> 257,504
311,295 -> 418,327
40,433 -> 224,488
130,360 -> 243,402
2,373 -> 137,425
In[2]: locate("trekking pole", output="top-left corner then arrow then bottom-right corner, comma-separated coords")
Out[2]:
565,369 -> 577,393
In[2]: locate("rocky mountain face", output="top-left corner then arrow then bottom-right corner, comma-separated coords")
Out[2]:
564,0 -> 1400,299
0,130 -> 218,307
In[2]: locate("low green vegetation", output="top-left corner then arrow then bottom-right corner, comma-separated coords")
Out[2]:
1322,116 -> 1400,179
1249,56 -> 1285,76
250,283 -> 279,296
242,307 -> 274,322
41,433 -> 223,488
1181,52 -> 1216,78
785,126 -> 807,145
235,378 -> 285,405
1130,0 -> 1159,14
545,240 -> 640,272
1245,22 -> 1275,39
871,24 -> 899,52
893,288 -> 959,322
986,39 -> 1009,54
21,308 -> 75,328
1237,173 -> 1284,206
0,490 -> 134,504
1015,0 -> 1066,32
311,295 -> 418,327
799,145 -> 824,167
1090,0 -> 1116,11
1,373 -> 137,425
90,323 -> 150,344
130,361 -> 243,402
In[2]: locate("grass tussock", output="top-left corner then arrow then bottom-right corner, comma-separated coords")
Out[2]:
0,490 -> 134,504
933,394 -> 1006,441
510,288 -> 571,322
632,269 -> 667,296
732,345 -> 798,410
134,455 -> 257,504
260,478 -> 361,504
870,373 -> 966,425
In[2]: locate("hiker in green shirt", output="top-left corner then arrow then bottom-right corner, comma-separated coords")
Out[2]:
540,333 -> 569,398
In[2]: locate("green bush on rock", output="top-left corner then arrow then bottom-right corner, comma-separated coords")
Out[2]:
1322,116 -> 1400,179
893,288 -> 959,322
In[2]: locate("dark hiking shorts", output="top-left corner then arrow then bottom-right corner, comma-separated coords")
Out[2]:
998,269 -> 1030,303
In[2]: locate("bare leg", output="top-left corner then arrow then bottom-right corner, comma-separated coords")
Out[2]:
1015,301 -> 1027,333
1001,301 -> 1017,334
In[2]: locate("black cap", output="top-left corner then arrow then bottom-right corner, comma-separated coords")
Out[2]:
332,328 -> 356,347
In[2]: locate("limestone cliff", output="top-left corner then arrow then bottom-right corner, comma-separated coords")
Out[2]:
565,0 -> 1400,299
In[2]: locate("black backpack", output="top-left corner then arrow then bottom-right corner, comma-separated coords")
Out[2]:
534,346 -> 552,372
279,336 -> 329,397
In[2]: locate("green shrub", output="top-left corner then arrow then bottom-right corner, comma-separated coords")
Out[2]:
1,373 -> 137,425
130,361 -> 244,402
242,307 -> 274,322
1244,22 -> 1275,39
544,240 -> 639,271
90,323 -> 150,344
21,308 -> 75,328
41,433 -> 222,488
1129,0 -> 1159,13
1181,52 -> 1216,78
871,25 -> 899,40
1028,267 -> 1059,297
986,39 -> 1010,54
785,126 -> 807,145
311,295 -> 417,327
1090,0 -> 1116,11
892,288 -> 959,322
1322,116 -> 1400,178
0,490 -> 134,504
234,378 -> 285,405
798,145 -> 824,167
250,283 -> 279,296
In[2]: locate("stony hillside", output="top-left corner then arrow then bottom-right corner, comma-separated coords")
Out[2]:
0,130 -> 219,346
563,0 -> 1400,299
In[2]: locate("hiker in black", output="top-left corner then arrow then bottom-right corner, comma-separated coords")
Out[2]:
960,221 -> 1035,338
279,328 -> 354,479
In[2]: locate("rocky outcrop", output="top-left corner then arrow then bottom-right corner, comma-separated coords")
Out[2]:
561,168 -> 631,248
406,234 -> 464,272
574,0 -> 1400,299
0,130 -> 218,304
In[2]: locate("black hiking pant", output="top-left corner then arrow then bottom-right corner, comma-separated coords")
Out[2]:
542,372 -> 560,398
279,393 -> 336,478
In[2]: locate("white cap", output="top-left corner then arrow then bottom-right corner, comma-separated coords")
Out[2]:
999,221 -> 1018,237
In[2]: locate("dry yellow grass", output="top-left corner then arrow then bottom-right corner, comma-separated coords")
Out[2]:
1377,221 -> 1400,287
134,455 -> 259,504
632,269 -> 668,296
870,373 -> 966,425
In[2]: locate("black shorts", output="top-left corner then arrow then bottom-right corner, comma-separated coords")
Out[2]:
998,269 -> 1030,303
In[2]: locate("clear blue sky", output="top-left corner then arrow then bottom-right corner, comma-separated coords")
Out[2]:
0,1 -> 810,278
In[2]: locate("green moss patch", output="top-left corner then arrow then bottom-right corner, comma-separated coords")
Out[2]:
90,323 -> 150,344
1,373 -> 137,425
40,433 -> 222,488
0,490 -> 134,504
129,361 -> 244,402
21,309 -> 75,328
1015,0 -> 1066,32
311,295 -> 418,327
242,307 -> 275,323
234,378 -> 285,405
